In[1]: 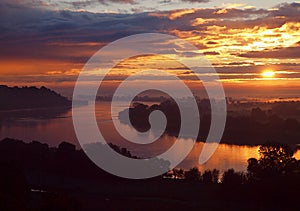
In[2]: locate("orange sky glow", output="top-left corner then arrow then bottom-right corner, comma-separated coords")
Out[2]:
0,2 -> 299,98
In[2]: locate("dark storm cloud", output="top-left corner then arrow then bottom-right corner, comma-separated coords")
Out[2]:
271,2 -> 300,20
0,7 -> 166,62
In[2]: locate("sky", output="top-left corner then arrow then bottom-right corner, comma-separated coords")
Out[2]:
0,0 -> 300,98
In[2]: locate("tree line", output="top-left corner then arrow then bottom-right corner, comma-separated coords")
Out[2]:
164,142 -> 300,185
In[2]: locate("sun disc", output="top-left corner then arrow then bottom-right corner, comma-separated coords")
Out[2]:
262,70 -> 275,78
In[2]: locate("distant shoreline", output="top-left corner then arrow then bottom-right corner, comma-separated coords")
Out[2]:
0,105 -> 71,112
0,85 -> 71,111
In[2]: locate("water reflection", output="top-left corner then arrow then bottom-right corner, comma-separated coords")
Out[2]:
0,107 -> 74,146
0,102 -> 299,173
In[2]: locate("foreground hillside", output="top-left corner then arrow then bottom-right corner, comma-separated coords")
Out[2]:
0,138 -> 299,210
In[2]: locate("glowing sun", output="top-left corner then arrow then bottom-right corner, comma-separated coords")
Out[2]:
261,70 -> 275,78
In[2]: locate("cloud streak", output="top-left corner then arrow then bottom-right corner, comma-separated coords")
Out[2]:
181,0 -> 210,3
239,42 -> 300,59
65,0 -> 137,9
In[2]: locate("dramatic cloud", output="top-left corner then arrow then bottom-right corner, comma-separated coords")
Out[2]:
0,1 -> 300,93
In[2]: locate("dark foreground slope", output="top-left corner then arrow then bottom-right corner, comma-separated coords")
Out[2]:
0,138 -> 299,210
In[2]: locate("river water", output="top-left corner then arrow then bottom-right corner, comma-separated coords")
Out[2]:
1,102 -> 299,173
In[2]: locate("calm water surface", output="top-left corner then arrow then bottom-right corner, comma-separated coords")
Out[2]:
1,102 -> 299,173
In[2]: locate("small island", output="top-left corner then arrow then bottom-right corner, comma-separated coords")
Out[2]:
119,100 -> 300,146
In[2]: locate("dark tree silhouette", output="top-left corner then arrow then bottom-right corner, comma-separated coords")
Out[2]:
222,169 -> 246,185
202,169 -> 219,184
248,142 -> 298,180
259,143 -> 294,167
247,157 -> 260,181
184,167 -> 201,181
172,168 -> 185,179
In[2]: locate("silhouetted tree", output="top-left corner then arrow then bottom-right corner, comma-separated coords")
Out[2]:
222,169 -> 246,185
162,171 -> 173,179
247,142 -> 297,180
202,169 -> 219,184
184,167 -> 201,181
258,142 -> 295,176
247,158 -> 260,181
172,168 -> 185,179
108,143 -> 138,158
58,141 -> 76,154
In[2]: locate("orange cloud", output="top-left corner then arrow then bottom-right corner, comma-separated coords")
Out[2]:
214,8 -> 228,15
168,9 -> 198,20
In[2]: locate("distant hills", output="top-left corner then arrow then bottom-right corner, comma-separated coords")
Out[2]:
0,85 -> 71,110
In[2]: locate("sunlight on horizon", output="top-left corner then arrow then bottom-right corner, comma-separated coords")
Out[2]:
261,70 -> 276,78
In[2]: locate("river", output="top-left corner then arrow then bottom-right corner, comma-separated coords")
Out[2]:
1,102 -> 299,174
